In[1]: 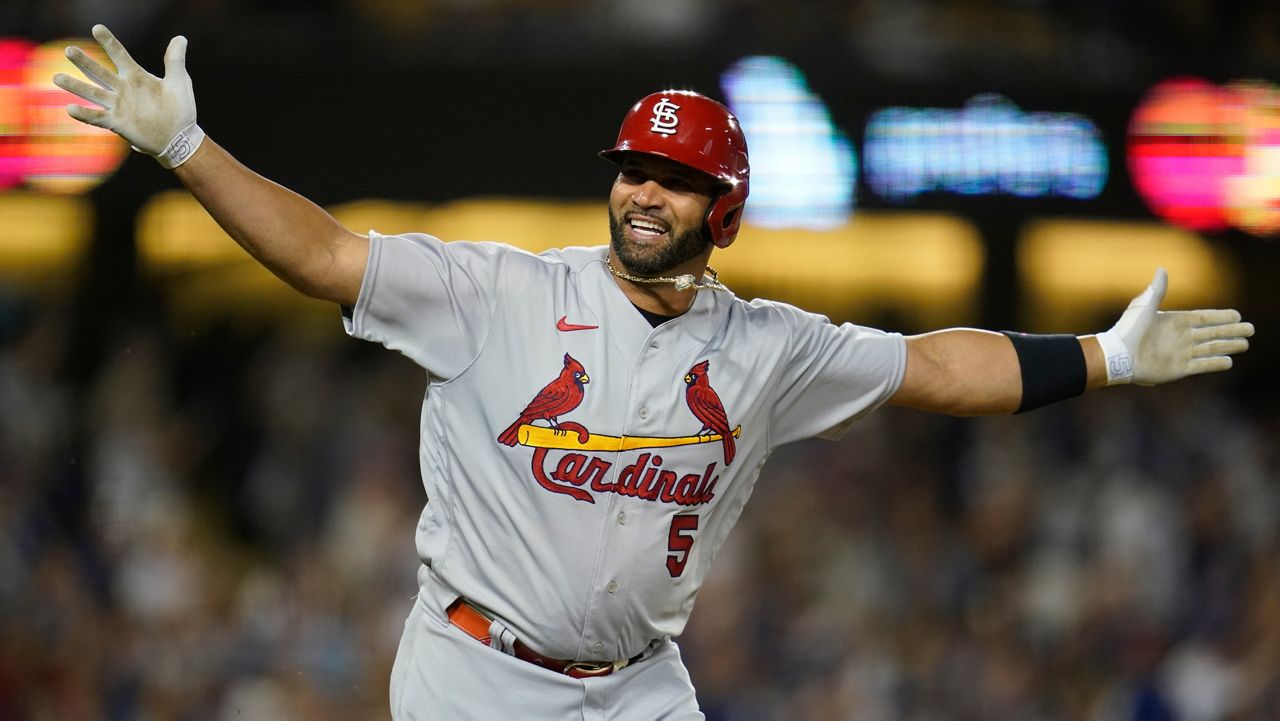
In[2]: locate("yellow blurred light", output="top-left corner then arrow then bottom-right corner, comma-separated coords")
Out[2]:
164,262 -> 338,328
722,214 -> 984,327
137,190 -> 333,323
137,189 -> 254,267
337,201 -> 985,326
329,198 -> 435,238
1020,218 -> 1238,330
0,191 -> 92,283
140,194 -> 983,326
420,198 -> 604,254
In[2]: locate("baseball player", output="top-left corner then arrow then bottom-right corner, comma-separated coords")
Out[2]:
55,26 -> 1255,720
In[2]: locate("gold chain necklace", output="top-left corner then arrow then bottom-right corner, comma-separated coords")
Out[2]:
605,256 -> 728,292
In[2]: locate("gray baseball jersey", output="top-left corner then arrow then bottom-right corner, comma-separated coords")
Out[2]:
344,230 -> 906,666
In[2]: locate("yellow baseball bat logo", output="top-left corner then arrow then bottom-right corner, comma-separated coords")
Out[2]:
516,424 -> 742,452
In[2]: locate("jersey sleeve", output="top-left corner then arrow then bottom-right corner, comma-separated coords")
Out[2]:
343,231 -> 504,379
765,305 -> 907,446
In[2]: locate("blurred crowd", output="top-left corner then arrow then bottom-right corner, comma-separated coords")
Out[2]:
684,375 -> 1280,721
1,301 -> 424,720
1,294 -> 1277,720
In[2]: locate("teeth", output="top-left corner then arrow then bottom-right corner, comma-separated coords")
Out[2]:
630,219 -> 666,235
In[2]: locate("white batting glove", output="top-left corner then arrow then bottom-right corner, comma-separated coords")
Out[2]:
52,24 -> 204,169
1095,268 -> 1254,386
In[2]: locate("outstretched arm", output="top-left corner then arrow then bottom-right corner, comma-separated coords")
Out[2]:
889,269 -> 1254,416
53,25 -> 367,306
171,140 -> 368,305
888,329 -> 1100,415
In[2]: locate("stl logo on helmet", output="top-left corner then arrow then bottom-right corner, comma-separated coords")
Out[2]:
649,98 -> 681,136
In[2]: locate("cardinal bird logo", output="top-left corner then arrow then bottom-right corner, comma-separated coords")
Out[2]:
683,360 -> 735,466
498,353 -> 591,446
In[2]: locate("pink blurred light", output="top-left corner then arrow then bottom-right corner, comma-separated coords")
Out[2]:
0,36 -> 127,195
1129,77 -> 1280,237
0,38 -> 35,189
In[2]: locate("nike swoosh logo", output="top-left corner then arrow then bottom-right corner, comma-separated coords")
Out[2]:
556,316 -> 598,332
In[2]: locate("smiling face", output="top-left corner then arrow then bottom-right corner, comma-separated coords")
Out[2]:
608,153 -> 721,277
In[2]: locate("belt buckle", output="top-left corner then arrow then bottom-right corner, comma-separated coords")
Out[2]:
563,660 -> 621,678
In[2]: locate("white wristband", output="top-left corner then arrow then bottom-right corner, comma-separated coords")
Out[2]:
154,123 -> 206,169
1095,330 -> 1133,385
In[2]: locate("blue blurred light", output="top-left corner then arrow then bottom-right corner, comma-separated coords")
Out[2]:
864,94 -> 1108,202
721,56 -> 856,229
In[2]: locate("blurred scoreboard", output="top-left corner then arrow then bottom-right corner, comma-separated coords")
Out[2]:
721,54 -> 1280,240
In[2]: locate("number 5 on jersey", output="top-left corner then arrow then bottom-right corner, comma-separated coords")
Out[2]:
666,514 -> 699,577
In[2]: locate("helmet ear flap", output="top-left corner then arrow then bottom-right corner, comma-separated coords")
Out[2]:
714,216 -> 741,249
721,206 -> 742,232
707,195 -> 745,248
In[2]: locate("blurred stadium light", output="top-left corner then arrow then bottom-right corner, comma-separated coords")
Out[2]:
0,191 -> 92,288
1129,77 -> 1280,237
0,38 -> 35,190
0,36 -> 128,195
717,212 -> 984,328
721,56 -> 856,230
136,193 -> 982,326
1019,218 -> 1240,330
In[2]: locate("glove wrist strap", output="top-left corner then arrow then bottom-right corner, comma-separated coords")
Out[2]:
1095,330 -> 1134,385
154,122 -> 205,169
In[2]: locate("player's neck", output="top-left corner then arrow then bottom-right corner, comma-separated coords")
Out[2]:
607,252 -> 711,316
622,282 -> 695,316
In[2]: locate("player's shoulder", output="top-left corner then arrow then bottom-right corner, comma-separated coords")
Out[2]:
528,244 -> 607,270
723,294 -> 833,331
505,243 -> 607,279
721,295 -> 903,363
373,230 -> 511,260
372,232 -> 604,275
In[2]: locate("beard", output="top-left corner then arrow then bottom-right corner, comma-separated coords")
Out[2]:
608,210 -> 711,277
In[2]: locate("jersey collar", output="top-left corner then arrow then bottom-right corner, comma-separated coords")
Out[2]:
579,246 -> 730,350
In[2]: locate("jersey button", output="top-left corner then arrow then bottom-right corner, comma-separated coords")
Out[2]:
639,407 -> 649,419
617,512 -> 626,525
593,642 -> 604,654
607,581 -> 618,593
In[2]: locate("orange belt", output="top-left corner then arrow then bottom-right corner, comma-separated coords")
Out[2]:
446,599 -> 645,679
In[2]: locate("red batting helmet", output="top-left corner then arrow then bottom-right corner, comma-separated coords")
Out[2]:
600,90 -> 750,249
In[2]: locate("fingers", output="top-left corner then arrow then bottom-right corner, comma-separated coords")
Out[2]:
1129,267 -> 1169,309
65,45 -> 117,90
1178,308 -> 1242,327
1151,267 -> 1169,304
52,73 -> 113,108
163,36 -> 188,78
91,24 -> 143,75
1191,320 -> 1255,342
1186,356 -> 1233,376
1194,338 -> 1250,357
66,103 -> 110,129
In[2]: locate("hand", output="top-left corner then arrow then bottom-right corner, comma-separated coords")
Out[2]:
53,24 -> 204,169
1096,268 -> 1254,386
